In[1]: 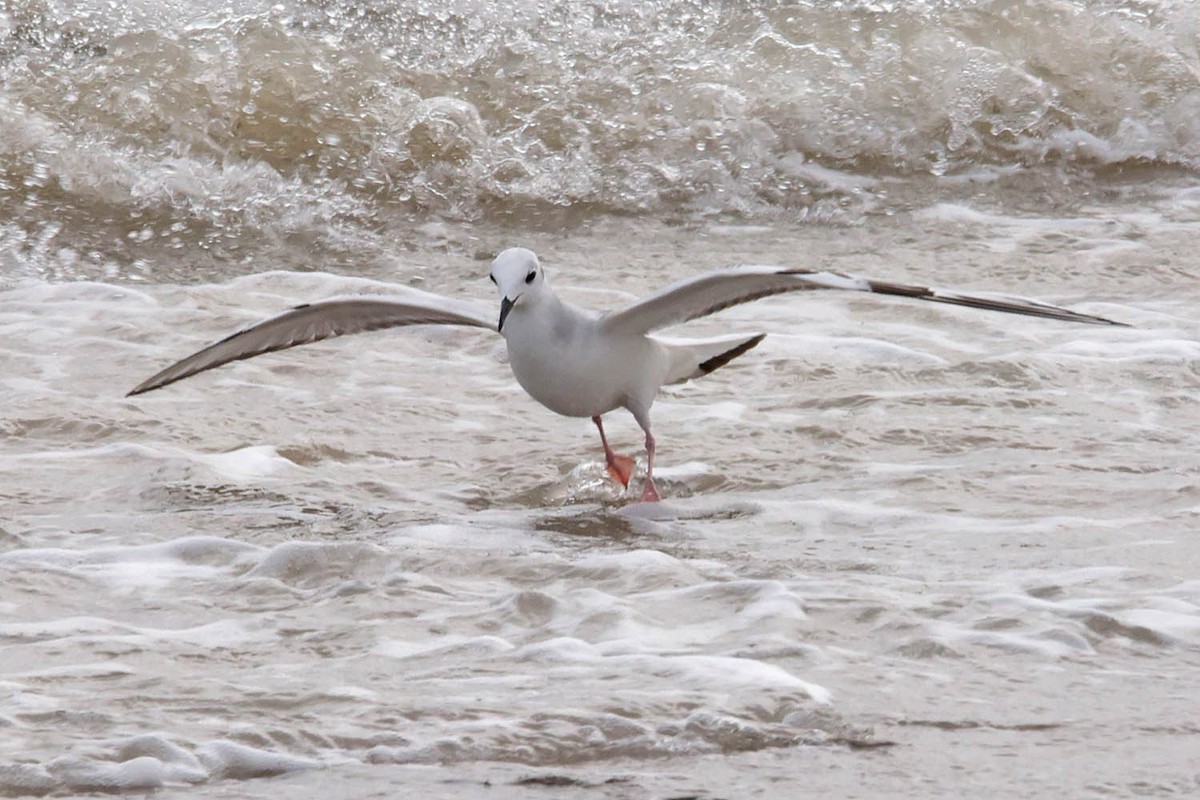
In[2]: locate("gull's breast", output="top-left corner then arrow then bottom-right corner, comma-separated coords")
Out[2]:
504,310 -> 665,418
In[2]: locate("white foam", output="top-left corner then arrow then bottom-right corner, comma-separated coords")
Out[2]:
324,685 -> 380,702
14,662 -> 138,680
385,521 -> 533,550
640,654 -> 832,704
150,619 -> 260,648
569,548 -> 685,574
515,636 -> 601,664
1048,336 -> 1200,362
0,616 -> 132,640
653,400 -> 747,422
195,445 -> 297,481
652,460 -> 719,479
769,333 -> 951,365
930,622 -> 1095,658
196,740 -> 321,779
113,733 -> 207,777
44,756 -> 173,792
246,540 -> 386,582
1115,608 -> 1200,642
914,202 -> 1154,262
0,537 -> 262,594
377,635 -> 515,661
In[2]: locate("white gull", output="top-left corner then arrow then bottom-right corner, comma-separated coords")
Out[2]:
129,247 -> 1125,501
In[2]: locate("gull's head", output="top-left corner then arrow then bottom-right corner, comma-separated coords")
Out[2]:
490,247 -> 545,332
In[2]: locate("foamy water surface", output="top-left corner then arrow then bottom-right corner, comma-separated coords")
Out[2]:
3,1 -> 1200,797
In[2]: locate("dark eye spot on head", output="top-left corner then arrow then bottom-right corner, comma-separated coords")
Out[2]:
489,274 -> 497,285
525,271 -> 536,284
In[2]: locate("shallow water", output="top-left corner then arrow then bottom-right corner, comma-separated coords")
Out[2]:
3,1 -> 1200,797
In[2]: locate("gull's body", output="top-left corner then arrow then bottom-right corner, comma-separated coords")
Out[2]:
501,287 -> 655,419
129,247 -> 1125,502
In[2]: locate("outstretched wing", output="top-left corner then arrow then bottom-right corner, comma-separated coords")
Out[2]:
128,292 -> 495,396
599,265 -> 1127,336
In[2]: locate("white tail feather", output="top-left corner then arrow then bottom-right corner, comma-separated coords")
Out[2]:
656,332 -> 767,385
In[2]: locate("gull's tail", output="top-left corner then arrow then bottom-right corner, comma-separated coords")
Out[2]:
658,332 -> 767,385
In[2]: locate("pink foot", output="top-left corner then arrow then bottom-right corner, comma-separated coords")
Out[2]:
605,453 -> 636,488
639,478 -> 661,503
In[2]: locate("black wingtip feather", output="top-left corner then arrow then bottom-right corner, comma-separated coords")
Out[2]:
864,279 -> 1128,327
699,333 -> 767,374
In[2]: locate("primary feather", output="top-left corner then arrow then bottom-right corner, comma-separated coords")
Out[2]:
127,294 -> 493,396
599,265 -> 1125,335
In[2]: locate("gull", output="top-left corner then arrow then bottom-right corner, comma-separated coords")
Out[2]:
128,247 -> 1125,502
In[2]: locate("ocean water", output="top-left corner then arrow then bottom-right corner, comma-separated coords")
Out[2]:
3,1 -> 1200,797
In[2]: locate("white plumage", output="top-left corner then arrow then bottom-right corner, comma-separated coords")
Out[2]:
129,247 -> 1124,501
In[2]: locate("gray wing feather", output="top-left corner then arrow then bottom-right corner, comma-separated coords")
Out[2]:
128,294 -> 495,396
599,265 -> 1127,335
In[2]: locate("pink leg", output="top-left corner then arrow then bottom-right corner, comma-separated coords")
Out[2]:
593,416 -> 634,488
639,430 -> 660,503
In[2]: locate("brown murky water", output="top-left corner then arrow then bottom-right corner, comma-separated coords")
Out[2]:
3,2 -> 1200,796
